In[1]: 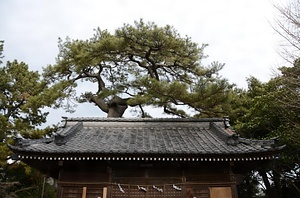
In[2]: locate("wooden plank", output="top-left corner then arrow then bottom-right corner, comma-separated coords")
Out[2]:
209,187 -> 232,198
82,187 -> 87,198
103,187 -> 107,198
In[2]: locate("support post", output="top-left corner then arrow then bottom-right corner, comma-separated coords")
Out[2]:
82,187 -> 87,198
103,187 -> 107,198
229,162 -> 238,198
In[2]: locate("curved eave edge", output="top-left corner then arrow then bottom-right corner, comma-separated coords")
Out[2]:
16,155 -> 280,162
11,152 -> 282,162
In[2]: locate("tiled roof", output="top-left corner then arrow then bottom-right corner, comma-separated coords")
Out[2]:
9,117 -> 283,160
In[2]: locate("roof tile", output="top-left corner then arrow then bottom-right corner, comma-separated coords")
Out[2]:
9,118 -> 283,158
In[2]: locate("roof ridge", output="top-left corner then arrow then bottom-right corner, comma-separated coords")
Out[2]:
62,117 -> 224,122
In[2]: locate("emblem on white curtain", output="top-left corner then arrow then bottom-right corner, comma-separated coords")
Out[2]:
153,185 -> 163,192
138,185 -> 147,192
173,184 -> 181,191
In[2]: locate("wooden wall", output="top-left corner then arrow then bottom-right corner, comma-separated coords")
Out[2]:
57,161 -> 237,198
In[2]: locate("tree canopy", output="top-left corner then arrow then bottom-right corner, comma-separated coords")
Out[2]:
43,19 -> 233,118
231,59 -> 300,197
0,55 -> 48,141
0,41 -> 56,197
228,1 -> 300,196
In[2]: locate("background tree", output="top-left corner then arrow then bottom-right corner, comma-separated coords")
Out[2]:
231,0 -> 300,195
0,60 -> 48,140
232,60 -> 300,198
0,41 -> 56,197
43,19 -> 233,118
271,60 -> 300,198
233,77 -> 282,198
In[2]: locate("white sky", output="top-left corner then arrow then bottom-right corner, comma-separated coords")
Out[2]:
0,0 -> 288,125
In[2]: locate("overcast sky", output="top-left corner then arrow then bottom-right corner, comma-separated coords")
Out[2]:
0,0 -> 288,124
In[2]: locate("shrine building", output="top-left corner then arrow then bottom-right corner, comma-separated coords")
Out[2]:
8,117 -> 283,198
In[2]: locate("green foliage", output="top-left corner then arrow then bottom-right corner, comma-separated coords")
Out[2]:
270,60 -> 300,163
44,19 -> 234,117
0,42 -> 62,138
232,60 -> 300,197
0,60 -> 49,139
234,62 -> 300,159
225,87 -> 250,125
0,41 -> 57,197
233,77 -> 281,138
0,162 -> 56,198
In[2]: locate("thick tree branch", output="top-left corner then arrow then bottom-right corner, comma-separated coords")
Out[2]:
89,95 -> 109,113
145,48 -> 160,80
139,104 -> 146,118
163,106 -> 186,118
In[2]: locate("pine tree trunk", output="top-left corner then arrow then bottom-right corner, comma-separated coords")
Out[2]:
107,104 -> 128,117
106,96 -> 128,117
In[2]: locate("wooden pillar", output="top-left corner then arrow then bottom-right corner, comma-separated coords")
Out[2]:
181,168 -> 186,198
229,162 -> 238,198
82,187 -> 87,198
107,165 -> 112,198
103,187 -> 107,198
56,183 -> 62,198
57,161 -> 64,198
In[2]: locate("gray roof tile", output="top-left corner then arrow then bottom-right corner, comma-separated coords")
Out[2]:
9,117 -> 283,158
